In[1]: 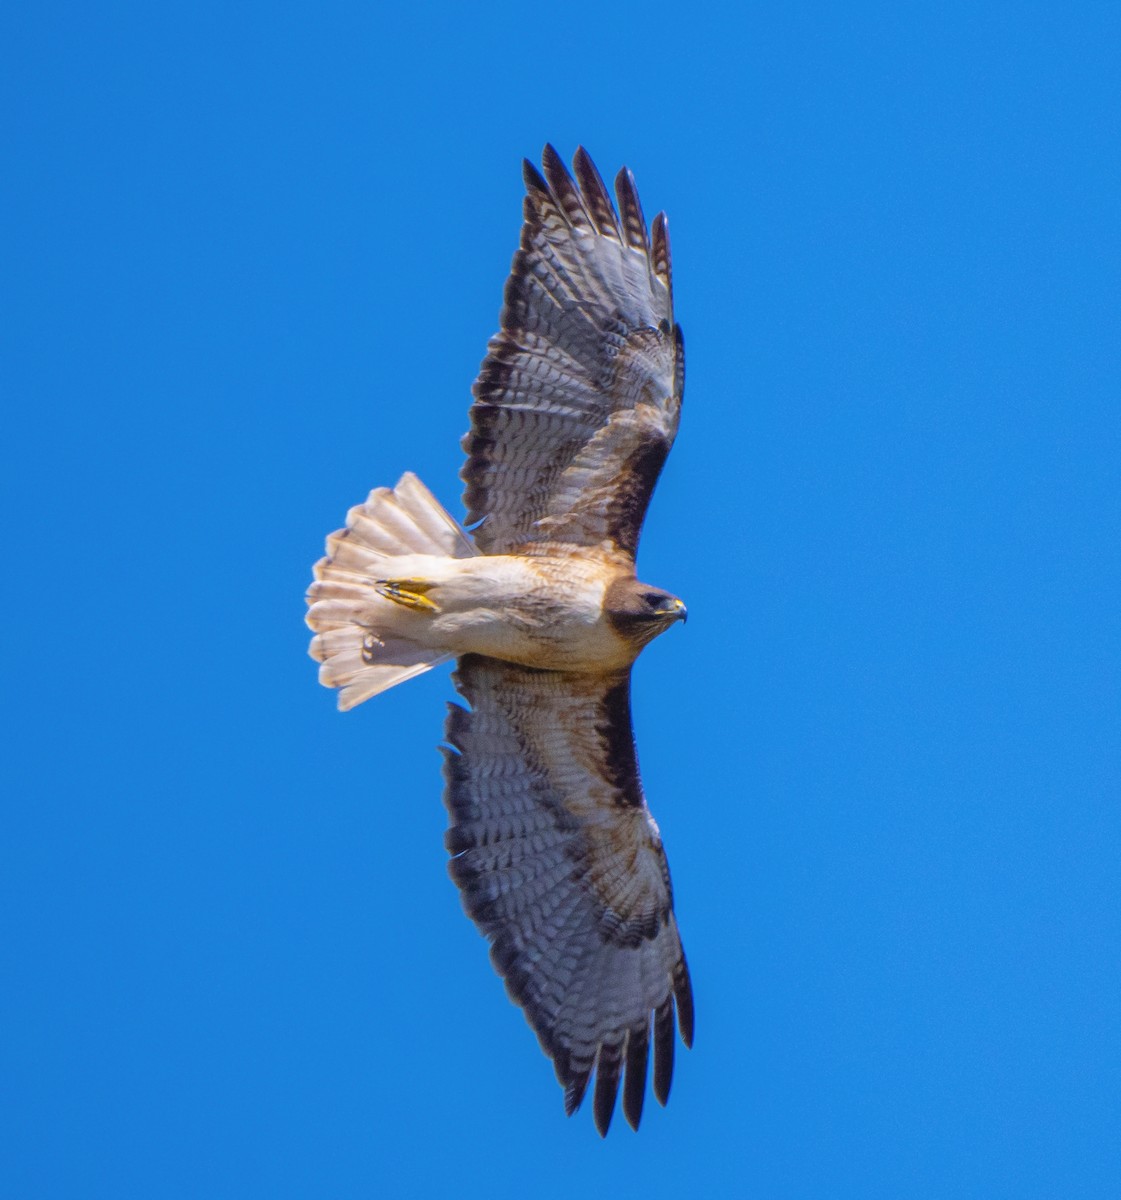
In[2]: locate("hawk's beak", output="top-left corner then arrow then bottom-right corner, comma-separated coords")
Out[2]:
670,598 -> 687,624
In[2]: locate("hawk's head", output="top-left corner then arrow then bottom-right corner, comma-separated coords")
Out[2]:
604,579 -> 687,651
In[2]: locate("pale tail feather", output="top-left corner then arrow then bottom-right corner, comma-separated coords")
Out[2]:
306,472 -> 477,710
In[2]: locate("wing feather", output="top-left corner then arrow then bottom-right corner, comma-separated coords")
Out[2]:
652,994 -> 676,1106
593,1039 -> 624,1136
463,146 -> 684,562
442,654 -> 692,1134
622,1019 -> 650,1130
572,147 -> 622,241
615,165 -> 650,255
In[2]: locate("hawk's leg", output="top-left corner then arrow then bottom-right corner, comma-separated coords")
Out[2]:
375,578 -> 441,613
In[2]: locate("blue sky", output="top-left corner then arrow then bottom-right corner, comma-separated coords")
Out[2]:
4,2 -> 1119,1196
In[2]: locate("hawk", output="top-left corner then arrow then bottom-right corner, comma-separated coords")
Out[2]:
306,145 -> 693,1135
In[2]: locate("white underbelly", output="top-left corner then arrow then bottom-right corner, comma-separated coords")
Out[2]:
422,555 -> 633,672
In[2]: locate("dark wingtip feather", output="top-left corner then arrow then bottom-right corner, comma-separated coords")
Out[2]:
541,141 -> 564,174
573,146 -> 620,239
540,143 -> 569,197
564,1067 -> 591,1117
593,1043 -> 623,1136
541,143 -> 589,230
622,1022 -> 650,1131
614,165 -> 649,253
651,211 -> 673,295
522,157 -> 549,194
675,963 -> 695,1048
652,996 -> 675,1106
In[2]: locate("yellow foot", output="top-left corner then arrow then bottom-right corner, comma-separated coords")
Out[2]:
375,578 -> 441,613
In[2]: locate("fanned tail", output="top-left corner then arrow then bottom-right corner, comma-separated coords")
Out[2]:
306,473 -> 478,710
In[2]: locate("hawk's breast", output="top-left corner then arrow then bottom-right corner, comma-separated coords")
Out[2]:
426,555 -> 636,672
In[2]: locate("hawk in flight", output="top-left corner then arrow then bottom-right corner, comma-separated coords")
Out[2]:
306,146 -> 693,1135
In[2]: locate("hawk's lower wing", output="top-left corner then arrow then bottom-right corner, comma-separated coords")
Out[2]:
442,654 -> 693,1135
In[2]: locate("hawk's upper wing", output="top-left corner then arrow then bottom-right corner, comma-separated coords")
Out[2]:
442,654 -> 693,1136
462,145 -> 684,563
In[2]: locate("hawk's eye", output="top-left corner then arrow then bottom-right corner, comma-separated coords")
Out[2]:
644,592 -> 667,609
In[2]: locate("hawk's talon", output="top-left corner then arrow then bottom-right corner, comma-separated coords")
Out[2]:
375,578 -> 441,613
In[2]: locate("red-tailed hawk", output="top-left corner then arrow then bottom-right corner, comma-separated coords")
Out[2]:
306,146 -> 693,1135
